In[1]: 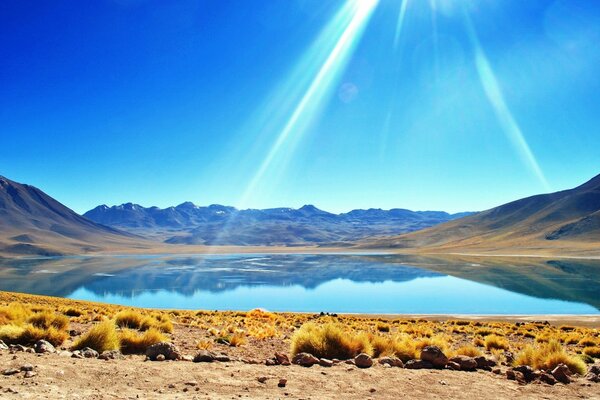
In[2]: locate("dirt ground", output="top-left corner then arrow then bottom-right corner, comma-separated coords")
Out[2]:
1,349 -> 599,400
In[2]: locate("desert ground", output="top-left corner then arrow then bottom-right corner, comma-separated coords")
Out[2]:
1,291 -> 599,399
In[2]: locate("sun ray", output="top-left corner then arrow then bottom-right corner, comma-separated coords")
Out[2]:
393,0 -> 410,49
462,10 -> 550,190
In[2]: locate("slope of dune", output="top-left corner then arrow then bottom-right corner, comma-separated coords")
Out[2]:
363,173 -> 600,254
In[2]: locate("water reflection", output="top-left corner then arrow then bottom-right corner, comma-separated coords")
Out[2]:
0,254 -> 598,314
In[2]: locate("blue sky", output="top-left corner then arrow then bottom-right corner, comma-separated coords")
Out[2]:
2,0 -> 599,214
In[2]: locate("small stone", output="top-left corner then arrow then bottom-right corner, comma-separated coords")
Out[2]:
319,358 -> 333,368
492,368 -> 502,375
146,342 -> 181,361
420,346 -> 448,368
449,356 -> 477,371
292,353 -> 319,367
278,379 -> 287,388
184,381 -> 198,387
215,354 -> 231,362
156,354 -> 166,362
168,383 -> 176,389
369,388 -> 376,393
193,350 -> 216,363
475,356 -> 497,369
378,356 -> 404,368
58,351 -> 73,357
585,373 -> 600,383
80,347 -> 99,359
439,380 -> 447,386
405,359 -> 434,370
24,371 -> 36,378
513,365 -> 536,382
551,363 -> 572,384
275,352 -> 291,366
446,361 -> 461,371
540,372 -> 557,385
354,353 -> 373,369
589,365 -> 600,375
0,340 -> 8,350
257,376 -> 268,384
180,355 -> 194,362
34,340 -> 55,354
20,364 -> 34,372
506,370 -> 526,384
98,350 -> 125,360
3,368 -> 20,376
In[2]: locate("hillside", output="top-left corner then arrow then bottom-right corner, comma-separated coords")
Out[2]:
0,176 -> 140,256
363,173 -> 600,254
84,203 -> 472,246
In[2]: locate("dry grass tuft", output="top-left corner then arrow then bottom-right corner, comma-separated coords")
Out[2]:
514,340 -> 586,375
455,345 -> 482,357
290,322 -> 372,359
119,328 -> 166,354
485,334 -> 509,351
72,321 -> 120,353
28,311 -> 69,331
583,346 -> 600,358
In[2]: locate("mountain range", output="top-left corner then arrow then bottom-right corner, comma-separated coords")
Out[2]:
84,202 -> 472,245
364,173 -> 600,255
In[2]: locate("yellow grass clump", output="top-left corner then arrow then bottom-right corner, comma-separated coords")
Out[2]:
485,334 -> 509,351
28,311 -> 69,331
119,328 -> 166,354
583,346 -> 600,358
290,322 -> 372,359
514,340 -> 586,375
72,321 -> 120,353
455,345 -> 482,357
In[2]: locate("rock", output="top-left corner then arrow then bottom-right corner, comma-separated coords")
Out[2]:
265,359 -> 278,366
405,360 -> 434,370
446,361 -> 461,371
551,363 -> 571,384
420,346 -> 448,368
80,347 -> 99,359
181,355 -> 194,362
146,342 -> 181,361
0,340 -> 8,350
184,381 -> 198,386
20,364 -> 34,372
10,344 -> 27,353
378,357 -> 404,368
492,368 -> 502,375
24,371 -> 36,378
475,356 -> 497,369
98,350 -> 125,360
3,368 -> 20,376
589,365 -> 600,375
275,352 -> 291,366
215,354 -> 231,362
513,365 -> 536,382
193,350 -> 216,363
354,353 -> 373,369
319,358 -> 334,367
257,376 -> 268,384
585,373 -> 600,383
506,370 -> 526,384
278,378 -> 287,388
34,340 -> 55,354
58,351 -> 72,357
540,372 -> 557,385
503,351 -> 515,365
71,350 -> 84,359
156,354 -> 166,361
292,353 -> 319,367
449,356 -> 478,371
344,359 -> 355,365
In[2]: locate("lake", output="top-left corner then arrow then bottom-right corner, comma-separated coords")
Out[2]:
0,253 -> 599,314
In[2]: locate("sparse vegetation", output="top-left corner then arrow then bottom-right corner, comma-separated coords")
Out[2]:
485,334 -> 509,351
514,340 -> 586,375
72,320 -> 120,353
291,323 -> 372,359
119,328 -> 166,354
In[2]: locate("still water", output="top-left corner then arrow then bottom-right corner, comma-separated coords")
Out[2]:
0,253 -> 598,314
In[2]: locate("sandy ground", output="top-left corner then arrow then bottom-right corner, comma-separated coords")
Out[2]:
1,350 -> 599,400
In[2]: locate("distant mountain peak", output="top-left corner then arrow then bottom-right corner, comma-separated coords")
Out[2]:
176,201 -> 198,209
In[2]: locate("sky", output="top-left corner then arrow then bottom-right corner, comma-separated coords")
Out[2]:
2,0 -> 600,214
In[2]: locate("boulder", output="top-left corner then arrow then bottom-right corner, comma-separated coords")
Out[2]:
551,363 -> 571,384
513,365 -> 536,382
10,344 -> 27,353
0,340 -> 8,350
98,350 -> 125,360
215,354 -> 231,362
449,356 -> 478,371
445,361 -> 461,371
193,350 -> 216,363
34,340 -> 55,354
292,353 -> 319,367
146,342 -> 181,361
475,356 -> 497,369
378,356 -> 404,368
420,346 -> 448,368
405,359 -> 434,370
354,353 -> 373,369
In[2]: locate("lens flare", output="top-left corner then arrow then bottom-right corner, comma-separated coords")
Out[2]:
393,0 -> 410,49
463,11 -> 550,190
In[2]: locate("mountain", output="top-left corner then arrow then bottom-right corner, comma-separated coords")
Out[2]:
364,173 -> 600,253
84,202 -> 472,246
0,176 -> 139,256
